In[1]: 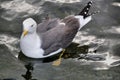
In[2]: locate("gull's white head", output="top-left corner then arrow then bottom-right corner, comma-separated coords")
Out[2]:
22,18 -> 37,36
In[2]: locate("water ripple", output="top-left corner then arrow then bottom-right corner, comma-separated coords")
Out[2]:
0,34 -> 20,55
73,31 -> 120,70
74,52 -> 120,70
1,0 -> 41,14
1,0 -> 43,20
45,0 -> 81,3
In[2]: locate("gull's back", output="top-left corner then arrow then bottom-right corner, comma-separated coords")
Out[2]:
37,18 -> 59,33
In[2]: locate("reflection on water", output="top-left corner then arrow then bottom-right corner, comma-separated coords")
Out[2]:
22,63 -> 37,80
18,43 -> 89,63
18,42 -> 120,70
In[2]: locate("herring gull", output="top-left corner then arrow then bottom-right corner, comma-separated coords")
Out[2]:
20,1 -> 93,58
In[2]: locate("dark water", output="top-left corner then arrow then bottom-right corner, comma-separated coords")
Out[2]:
0,0 -> 120,80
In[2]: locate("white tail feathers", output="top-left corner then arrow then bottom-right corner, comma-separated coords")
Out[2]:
75,15 -> 92,30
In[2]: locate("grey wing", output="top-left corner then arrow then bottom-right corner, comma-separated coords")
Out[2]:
38,16 -> 79,55
37,18 -> 60,33
40,24 -> 67,55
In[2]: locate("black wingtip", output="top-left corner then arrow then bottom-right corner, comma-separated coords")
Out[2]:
88,1 -> 93,5
78,1 -> 93,19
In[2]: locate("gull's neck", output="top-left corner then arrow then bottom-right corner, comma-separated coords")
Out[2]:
21,31 -> 40,48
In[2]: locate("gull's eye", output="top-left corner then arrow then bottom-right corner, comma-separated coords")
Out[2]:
31,24 -> 34,27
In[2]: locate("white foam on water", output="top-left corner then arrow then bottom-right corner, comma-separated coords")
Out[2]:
112,2 -> 120,7
105,26 -> 120,34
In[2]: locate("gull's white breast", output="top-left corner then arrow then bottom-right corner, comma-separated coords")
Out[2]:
20,33 -> 44,58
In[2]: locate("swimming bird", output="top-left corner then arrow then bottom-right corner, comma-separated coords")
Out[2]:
20,1 -> 93,58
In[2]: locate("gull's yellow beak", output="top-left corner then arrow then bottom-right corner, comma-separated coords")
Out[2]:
23,30 -> 28,37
